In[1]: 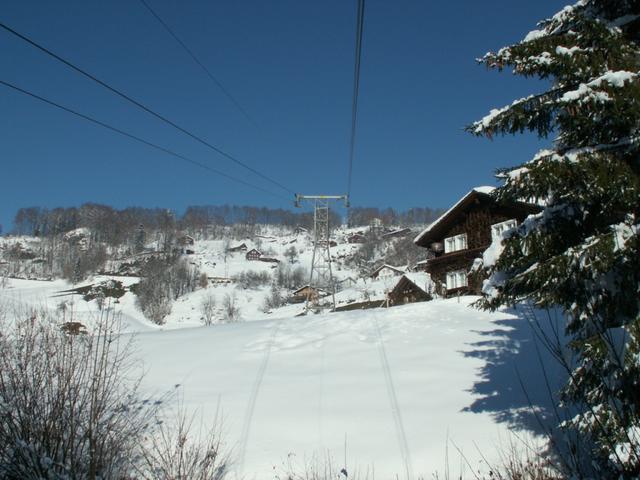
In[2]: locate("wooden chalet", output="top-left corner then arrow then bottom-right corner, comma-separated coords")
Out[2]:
177,234 -> 195,246
370,264 -> 405,281
413,186 -> 539,296
228,243 -> 248,253
258,256 -> 280,264
382,227 -> 412,239
387,273 -> 432,306
347,233 -> 366,244
290,285 -> 328,303
245,248 -> 262,261
336,276 -> 358,291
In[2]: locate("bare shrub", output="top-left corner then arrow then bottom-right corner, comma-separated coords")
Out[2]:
201,292 -> 217,326
285,245 -> 298,264
222,292 -> 240,322
275,264 -> 307,290
233,270 -> 271,289
433,434 -> 563,480
262,284 -> 285,312
274,451 -> 366,480
135,405 -> 230,480
0,300 -> 157,478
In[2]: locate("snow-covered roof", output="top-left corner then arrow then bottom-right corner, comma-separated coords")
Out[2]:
401,272 -> 432,293
472,186 -> 495,195
413,187 -> 495,245
370,264 -> 406,277
292,285 -> 328,295
63,227 -> 91,241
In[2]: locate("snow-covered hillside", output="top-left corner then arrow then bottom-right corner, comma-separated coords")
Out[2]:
0,224 -> 422,326
0,226 -> 568,478
1,273 -> 566,479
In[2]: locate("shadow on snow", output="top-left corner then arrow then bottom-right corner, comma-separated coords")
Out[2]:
461,305 -> 570,436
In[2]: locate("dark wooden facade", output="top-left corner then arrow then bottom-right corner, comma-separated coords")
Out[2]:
258,256 -> 280,264
388,275 -> 432,306
290,285 -> 327,303
228,243 -> 248,252
347,233 -> 366,244
382,227 -> 412,239
414,189 -> 538,296
245,248 -> 262,261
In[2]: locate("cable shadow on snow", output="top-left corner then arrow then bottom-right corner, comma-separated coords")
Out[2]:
460,306 -> 570,436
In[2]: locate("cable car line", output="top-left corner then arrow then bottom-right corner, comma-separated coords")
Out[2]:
0,79 -> 287,201
347,0 -> 365,200
137,0 -> 256,126
0,20 -> 293,196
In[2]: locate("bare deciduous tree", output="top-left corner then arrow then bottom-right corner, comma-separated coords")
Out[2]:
201,293 -> 217,326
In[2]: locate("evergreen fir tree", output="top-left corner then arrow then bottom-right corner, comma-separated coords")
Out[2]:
469,1 -> 640,476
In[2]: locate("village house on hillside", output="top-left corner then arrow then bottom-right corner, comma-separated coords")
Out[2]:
227,242 -> 248,253
177,233 -> 195,246
347,232 -> 366,244
336,276 -> 358,291
382,227 -> 412,239
245,248 -> 262,261
387,272 -> 432,306
370,264 -> 405,281
258,256 -> 280,264
290,285 -> 328,303
413,186 -> 539,296
176,233 -> 195,254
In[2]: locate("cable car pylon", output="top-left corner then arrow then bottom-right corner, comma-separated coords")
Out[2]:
295,194 -> 350,312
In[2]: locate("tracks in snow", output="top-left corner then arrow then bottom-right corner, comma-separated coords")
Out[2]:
236,314 -> 413,480
236,320 -> 282,478
374,315 -> 414,480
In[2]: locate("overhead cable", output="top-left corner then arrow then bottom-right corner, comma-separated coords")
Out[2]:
138,0 -> 256,125
0,79 -> 287,200
347,0 -> 365,199
0,21 -> 293,195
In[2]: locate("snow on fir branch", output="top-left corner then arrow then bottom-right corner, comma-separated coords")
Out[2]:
560,70 -> 638,102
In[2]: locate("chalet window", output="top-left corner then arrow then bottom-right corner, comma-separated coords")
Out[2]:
491,219 -> 517,241
444,233 -> 467,253
446,270 -> 468,290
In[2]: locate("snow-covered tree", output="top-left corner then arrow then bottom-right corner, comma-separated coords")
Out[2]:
469,1 -> 640,477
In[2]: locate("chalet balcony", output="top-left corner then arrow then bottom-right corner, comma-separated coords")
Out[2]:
425,246 -> 486,266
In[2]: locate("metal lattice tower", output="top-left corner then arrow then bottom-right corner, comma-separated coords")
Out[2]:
295,194 -> 349,311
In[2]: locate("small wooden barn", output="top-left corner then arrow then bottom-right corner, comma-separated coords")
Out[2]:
228,243 -> 248,253
370,264 -> 405,281
245,248 -> 263,261
258,256 -> 280,264
291,285 -> 328,303
382,227 -> 412,239
177,234 -> 195,246
387,273 -> 433,306
347,233 -> 366,244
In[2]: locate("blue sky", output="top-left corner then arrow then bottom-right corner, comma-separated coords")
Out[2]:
1,0 -> 568,231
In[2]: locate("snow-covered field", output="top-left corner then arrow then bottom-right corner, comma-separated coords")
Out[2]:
1,275 -> 566,479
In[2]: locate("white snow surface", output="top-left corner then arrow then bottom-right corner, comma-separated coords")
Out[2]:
0,227 -> 567,478
136,300 -> 533,480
